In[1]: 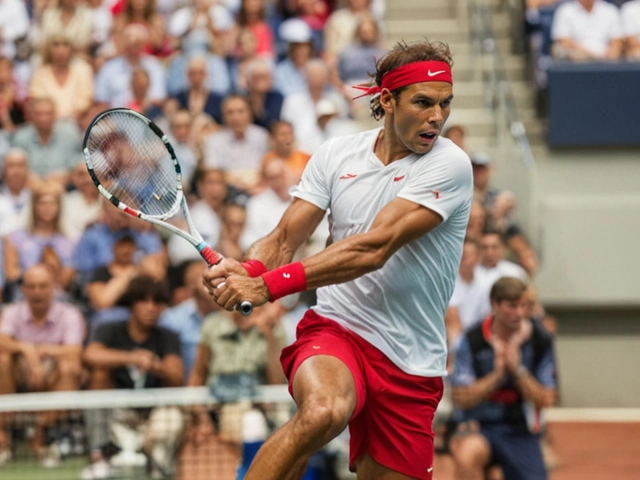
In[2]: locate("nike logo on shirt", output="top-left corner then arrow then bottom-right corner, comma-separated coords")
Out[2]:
339,173 -> 357,180
393,176 -> 405,182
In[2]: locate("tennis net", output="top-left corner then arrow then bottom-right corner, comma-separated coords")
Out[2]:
0,385 -> 296,480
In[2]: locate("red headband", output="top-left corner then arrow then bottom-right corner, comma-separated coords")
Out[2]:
353,61 -> 452,99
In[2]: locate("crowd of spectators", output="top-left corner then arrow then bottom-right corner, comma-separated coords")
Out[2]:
524,0 -> 640,102
0,0 -> 560,478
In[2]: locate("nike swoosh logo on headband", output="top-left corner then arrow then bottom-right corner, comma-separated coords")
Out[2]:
427,70 -> 446,77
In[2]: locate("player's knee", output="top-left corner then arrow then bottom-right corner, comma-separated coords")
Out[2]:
452,434 -> 491,470
296,395 -> 352,440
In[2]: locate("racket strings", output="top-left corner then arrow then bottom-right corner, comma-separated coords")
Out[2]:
86,111 -> 179,217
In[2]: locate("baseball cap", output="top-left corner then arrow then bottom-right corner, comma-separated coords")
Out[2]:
470,151 -> 491,166
279,18 -> 313,44
315,98 -> 338,118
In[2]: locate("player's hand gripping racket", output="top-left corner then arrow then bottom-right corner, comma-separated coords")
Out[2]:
83,108 -> 253,315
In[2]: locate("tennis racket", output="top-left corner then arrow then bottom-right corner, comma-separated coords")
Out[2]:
82,108 -> 253,315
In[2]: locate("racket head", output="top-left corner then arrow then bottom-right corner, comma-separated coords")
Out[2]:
82,108 -> 183,220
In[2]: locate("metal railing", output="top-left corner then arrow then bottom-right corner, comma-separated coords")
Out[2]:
469,0 -> 536,168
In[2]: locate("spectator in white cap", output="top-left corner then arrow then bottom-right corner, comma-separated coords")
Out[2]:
273,18 -> 315,97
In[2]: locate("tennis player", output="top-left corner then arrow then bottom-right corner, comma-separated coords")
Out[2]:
204,40 -> 473,480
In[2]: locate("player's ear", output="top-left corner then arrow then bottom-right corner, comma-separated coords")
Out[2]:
379,88 -> 395,114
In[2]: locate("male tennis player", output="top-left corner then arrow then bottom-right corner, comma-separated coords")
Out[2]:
204,40 -> 473,480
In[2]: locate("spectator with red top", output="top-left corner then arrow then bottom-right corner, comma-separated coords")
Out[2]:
0,57 -> 25,137
235,0 -> 274,59
112,0 -> 168,57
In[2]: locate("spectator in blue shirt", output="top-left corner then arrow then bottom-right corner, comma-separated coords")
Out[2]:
245,58 -> 283,130
74,201 -> 162,287
158,261 -> 219,382
273,18 -> 315,97
450,277 -> 557,480
171,55 -> 224,125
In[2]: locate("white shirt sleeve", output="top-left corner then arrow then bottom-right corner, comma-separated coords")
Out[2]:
290,138 -> 334,211
397,147 -> 473,223
551,3 -> 572,40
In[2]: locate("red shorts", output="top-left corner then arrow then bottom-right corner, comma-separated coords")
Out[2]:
280,310 -> 444,479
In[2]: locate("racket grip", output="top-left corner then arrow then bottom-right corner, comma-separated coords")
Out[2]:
200,245 -> 223,267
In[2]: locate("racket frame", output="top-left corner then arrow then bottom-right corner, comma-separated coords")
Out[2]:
83,108 -> 253,315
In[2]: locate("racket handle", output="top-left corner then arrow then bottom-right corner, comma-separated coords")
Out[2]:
216,281 -> 254,317
200,245 -> 223,267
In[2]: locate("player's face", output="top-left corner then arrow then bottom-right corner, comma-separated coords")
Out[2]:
493,297 -> 527,331
388,82 -> 453,155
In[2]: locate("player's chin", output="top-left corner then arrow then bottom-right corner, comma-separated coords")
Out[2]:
411,141 -> 435,155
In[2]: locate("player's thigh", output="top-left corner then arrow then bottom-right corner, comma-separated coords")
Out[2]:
292,354 -> 358,424
356,453 -> 416,480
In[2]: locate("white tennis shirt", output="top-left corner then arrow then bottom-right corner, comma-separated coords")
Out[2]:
292,128 -> 473,376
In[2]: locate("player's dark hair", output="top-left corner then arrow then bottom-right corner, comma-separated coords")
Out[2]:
369,40 -> 453,120
490,277 -> 528,304
121,274 -> 171,307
